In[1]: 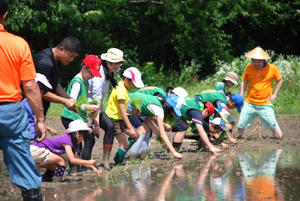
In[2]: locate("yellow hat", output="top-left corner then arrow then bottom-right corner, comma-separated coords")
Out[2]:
245,46 -> 270,60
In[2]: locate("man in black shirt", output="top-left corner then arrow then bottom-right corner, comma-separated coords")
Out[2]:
33,36 -> 81,115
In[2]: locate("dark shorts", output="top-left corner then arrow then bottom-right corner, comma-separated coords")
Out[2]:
128,115 -> 143,128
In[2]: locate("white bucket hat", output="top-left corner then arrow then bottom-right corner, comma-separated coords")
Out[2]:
245,46 -> 270,60
101,48 -> 127,64
35,73 -> 52,89
65,120 -> 92,134
209,117 -> 226,131
172,87 -> 188,107
123,67 -> 144,88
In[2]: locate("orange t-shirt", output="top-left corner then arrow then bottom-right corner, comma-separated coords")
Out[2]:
0,24 -> 36,102
242,63 -> 282,105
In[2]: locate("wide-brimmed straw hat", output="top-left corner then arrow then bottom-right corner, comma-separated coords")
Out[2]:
224,72 -> 238,85
65,120 -> 92,134
245,46 -> 270,60
101,48 -> 127,64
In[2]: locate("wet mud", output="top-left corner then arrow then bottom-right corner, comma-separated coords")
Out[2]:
0,115 -> 300,200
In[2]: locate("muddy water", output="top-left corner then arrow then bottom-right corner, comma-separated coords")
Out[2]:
2,148 -> 300,201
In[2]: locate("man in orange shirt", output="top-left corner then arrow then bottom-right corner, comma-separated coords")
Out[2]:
237,47 -> 283,139
0,0 -> 46,200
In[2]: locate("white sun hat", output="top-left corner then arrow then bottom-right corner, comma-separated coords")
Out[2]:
35,73 -> 52,89
123,67 -> 144,88
101,48 -> 127,64
245,46 -> 270,60
209,117 -> 226,131
65,120 -> 92,134
172,87 -> 188,108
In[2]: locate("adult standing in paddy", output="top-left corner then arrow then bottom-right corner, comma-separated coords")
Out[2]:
88,48 -> 126,169
237,47 -> 283,139
33,36 -> 81,115
0,0 -> 46,200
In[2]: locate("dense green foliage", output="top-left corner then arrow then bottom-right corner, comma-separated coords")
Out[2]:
4,0 -> 300,87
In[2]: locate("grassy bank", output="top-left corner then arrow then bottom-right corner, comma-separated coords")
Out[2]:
47,51 -> 300,118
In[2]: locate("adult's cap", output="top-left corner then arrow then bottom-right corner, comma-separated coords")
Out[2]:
101,48 -> 127,64
209,117 -> 226,131
224,72 -> 238,85
35,73 -> 52,89
245,46 -> 270,60
172,87 -> 188,106
123,67 -> 144,88
82,55 -> 102,78
166,94 -> 182,117
65,120 -> 92,134
205,102 -> 214,117
231,94 -> 244,113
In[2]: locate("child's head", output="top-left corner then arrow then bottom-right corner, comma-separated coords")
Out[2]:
122,67 -> 144,89
81,55 -> 102,80
227,94 -> 244,113
66,120 -> 92,150
202,102 -> 214,119
223,72 -> 238,88
209,117 -> 225,134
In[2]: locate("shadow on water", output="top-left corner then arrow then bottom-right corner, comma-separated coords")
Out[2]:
2,148 -> 300,200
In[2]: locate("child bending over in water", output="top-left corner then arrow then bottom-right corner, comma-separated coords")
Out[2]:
30,120 -> 101,182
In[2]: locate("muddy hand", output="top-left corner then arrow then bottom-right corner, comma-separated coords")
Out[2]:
173,151 -> 183,159
209,146 -> 222,155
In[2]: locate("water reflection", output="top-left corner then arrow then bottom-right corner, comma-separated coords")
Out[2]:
3,148 -> 300,201
238,149 -> 284,201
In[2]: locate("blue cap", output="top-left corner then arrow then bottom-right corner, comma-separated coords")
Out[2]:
231,94 -> 244,113
166,94 -> 182,117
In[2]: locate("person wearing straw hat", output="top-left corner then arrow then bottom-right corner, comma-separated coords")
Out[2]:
88,48 -> 126,169
30,120 -> 101,182
216,71 -> 239,95
236,46 -> 283,139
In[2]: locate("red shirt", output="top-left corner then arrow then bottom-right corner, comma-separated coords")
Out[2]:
0,24 -> 36,102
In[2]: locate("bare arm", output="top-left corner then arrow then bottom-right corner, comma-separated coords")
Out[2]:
119,100 -> 138,138
22,79 -> 46,142
240,81 -> 248,96
64,145 -> 101,176
55,83 -> 70,98
269,79 -> 283,102
195,124 -> 221,155
156,116 -> 183,159
43,91 -> 76,111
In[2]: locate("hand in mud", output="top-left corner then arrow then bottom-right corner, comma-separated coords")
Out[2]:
209,146 -> 222,155
173,151 -> 183,159
228,137 -> 237,144
221,142 -> 229,149
164,123 -> 172,131
92,166 -> 102,177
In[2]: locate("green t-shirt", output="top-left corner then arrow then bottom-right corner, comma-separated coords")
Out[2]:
215,81 -> 226,94
195,89 -> 227,107
136,86 -> 167,99
180,97 -> 202,121
61,77 -> 89,122
129,92 -> 163,117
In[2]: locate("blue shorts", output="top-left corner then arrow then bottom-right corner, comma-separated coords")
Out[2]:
237,102 -> 279,130
0,102 -> 41,190
128,115 -> 143,128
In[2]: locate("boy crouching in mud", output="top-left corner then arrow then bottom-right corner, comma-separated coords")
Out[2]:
30,120 -> 101,182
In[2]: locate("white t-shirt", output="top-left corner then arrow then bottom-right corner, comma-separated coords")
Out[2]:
146,104 -> 164,119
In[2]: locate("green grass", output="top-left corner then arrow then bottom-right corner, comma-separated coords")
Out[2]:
46,103 -> 64,118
